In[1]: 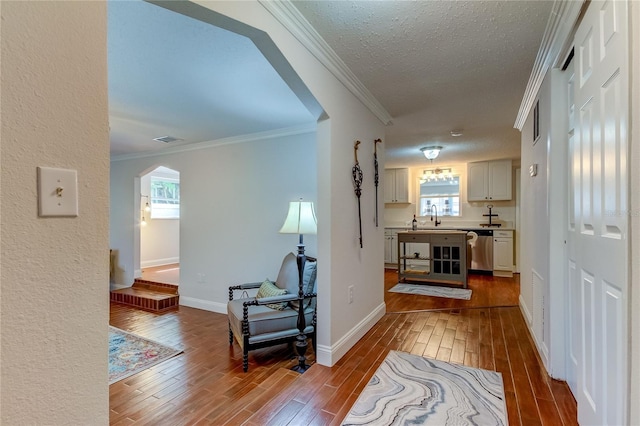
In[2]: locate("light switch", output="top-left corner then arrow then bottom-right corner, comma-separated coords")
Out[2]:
37,167 -> 78,217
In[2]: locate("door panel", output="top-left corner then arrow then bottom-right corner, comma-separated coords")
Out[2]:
580,270 -> 597,411
604,282 -> 623,426
601,69 -> 625,238
568,260 -> 578,391
570,1 -> 628,424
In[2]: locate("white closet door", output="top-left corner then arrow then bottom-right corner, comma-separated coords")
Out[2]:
569,1 -> 629,424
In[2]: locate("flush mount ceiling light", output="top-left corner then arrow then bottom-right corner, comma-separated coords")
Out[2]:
153,135 -> 183,143
420,146 -> 442,161
450,130 -> 463,137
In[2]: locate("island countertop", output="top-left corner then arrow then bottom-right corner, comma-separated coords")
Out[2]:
396,230 -> 469,235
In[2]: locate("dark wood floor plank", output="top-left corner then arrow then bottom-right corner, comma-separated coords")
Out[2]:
550,379 -> 578,425
108,270 -> 576,425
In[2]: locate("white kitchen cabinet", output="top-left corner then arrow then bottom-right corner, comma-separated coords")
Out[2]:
384,168 -> 409,203
384,229 -> 399,265
467,160 -> 512,201
493,229 -> 513,277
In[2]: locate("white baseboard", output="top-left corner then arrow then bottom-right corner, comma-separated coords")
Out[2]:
141,257 -> 179,268
315,302 -> 386,367
519,294 -> 533,325
180,296 -> 227,314
519,294 -> 550,372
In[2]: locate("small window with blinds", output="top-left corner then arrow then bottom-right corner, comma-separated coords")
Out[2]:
418,174 -> 460,217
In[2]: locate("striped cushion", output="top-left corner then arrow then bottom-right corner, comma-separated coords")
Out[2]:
256,279 -> 288,310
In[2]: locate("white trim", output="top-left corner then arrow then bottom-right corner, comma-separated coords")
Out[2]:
140,257 -> 180,269
629,3 -> 640,424
315,302 -> 386,367
522,294 -> 551,375
259,0 -> 393,126
514,0 -> 585,130
519,294 -> 533,325
111,123 -> 317,162
134,268 -> 142,279
180,296 -> 227,314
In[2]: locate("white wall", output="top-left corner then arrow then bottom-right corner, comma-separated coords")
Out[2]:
519,68 -> 570,377
519,73 -> 551,368
111,131 -> 318,301
1,2 -> 110,424
140,173 -> 180,268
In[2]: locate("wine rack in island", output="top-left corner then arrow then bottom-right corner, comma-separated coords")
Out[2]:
397,231 -> 468,288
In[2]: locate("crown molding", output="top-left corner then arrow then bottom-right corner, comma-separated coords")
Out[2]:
259,0 -> 393,126
110,123 -> 317,162
514,0 -> 585,130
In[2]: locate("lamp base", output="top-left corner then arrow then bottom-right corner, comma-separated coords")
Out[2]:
291,334 -> 310,373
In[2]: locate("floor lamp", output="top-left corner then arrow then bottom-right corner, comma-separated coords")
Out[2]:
279,199 -> 317,373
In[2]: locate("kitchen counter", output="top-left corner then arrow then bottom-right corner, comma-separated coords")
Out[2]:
387,226 -> 514,231
397,230 -> 469,235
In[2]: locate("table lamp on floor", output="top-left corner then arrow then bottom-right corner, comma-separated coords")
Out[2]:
279,199 -> 317,373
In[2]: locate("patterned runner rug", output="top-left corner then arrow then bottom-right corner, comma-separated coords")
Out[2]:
109,326 -> 182,384
389,283 -> 472,300
342,351 -> 506,425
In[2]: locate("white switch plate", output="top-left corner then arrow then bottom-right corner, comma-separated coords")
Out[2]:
37,167 -> 78,217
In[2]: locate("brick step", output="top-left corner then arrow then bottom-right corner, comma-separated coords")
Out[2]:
110,281 -> 179,312
132,279 -> 179,294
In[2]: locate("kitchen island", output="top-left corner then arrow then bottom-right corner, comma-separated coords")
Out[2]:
397,230 -> 468,288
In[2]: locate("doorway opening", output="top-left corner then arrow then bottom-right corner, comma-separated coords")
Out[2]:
140,166 -> 180,286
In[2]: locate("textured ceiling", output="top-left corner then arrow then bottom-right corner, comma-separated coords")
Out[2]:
108,0 -> 553,167
108,0 -> 314,157
292,0 -> 554,167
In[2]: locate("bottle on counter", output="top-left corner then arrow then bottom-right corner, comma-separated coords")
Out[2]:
412,214 -> 418,231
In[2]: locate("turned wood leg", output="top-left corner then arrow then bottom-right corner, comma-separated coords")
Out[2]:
228,325 -> 233,345
243,351 -> 249,372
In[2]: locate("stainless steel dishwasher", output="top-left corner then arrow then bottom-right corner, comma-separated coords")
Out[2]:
469,229 -> 493,273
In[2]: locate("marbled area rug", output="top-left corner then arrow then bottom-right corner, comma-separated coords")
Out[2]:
389,283 -> 472,300
342,351 -> 506,426
109,326 -> 182,385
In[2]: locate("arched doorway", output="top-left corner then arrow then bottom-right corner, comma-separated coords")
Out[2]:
140,166 -> 180,285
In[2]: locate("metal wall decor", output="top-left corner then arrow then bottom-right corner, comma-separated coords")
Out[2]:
352,140 -> 364,248
373,138 -> 382,227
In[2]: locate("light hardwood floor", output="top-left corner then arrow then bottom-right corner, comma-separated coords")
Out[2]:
141,264 -> 180,285
109,270 -> 577,425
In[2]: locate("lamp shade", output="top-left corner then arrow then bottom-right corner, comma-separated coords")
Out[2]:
420,146 -> 442,160
279,200 -> 317,235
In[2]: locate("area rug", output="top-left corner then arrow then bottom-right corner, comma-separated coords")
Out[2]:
342,351 -> 506,425
389,283 -> 472,300
109,326 -> 182,385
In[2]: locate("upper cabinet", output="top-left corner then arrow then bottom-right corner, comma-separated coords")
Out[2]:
467,160 -> 512,201
384,168 -> 409,203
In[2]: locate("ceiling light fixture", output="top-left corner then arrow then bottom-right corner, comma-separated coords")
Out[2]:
420,146 -> 442,161
153,136 -> 183,143
420,167 -> 453,183
450,130 -> 463,137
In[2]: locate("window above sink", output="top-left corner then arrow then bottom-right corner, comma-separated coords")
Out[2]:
417,173 -> 460,217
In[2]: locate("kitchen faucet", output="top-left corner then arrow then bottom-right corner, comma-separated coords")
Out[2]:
430,204 -> 441,227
